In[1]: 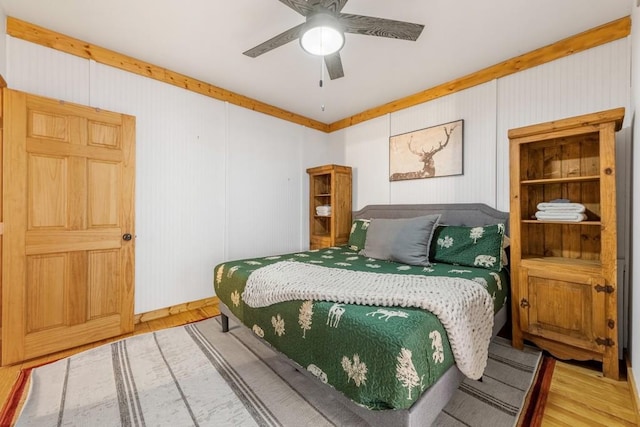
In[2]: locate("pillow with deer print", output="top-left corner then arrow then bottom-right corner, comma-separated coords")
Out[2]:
429,224 -> 505,272
348,219 -> 370,251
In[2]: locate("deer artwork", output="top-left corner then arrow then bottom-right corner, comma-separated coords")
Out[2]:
390,123 -> 458,181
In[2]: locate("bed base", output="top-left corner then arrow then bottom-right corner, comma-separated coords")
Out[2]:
221,313 -> 229,332
219,303 -> 507,427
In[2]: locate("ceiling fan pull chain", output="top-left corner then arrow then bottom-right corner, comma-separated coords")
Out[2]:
320,56 -> 325,111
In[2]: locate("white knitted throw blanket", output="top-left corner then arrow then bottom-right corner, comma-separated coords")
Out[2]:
242,261 -> 494,379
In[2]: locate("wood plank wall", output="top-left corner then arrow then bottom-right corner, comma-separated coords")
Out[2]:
5,16 -> 630,134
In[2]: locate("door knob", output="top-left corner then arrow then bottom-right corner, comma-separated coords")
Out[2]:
122,233 -> 132,241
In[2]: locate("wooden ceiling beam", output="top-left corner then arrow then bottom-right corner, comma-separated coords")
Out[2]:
328,16 -> 631,133
6,15 -> 630,134
6,17 -> 330,133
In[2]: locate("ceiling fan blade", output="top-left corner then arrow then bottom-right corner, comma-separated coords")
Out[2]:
339,14 -> 425,41
324,53 -> 344,80
243,23 -> 305,58
278,0 -> 315,16
321,0 -> 349,12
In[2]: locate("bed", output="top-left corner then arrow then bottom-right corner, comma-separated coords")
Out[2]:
214,203 -> 510,426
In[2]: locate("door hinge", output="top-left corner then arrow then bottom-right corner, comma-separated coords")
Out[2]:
520,298 -> 530,308
594,284 -> 614,294
595,337 -> 615,347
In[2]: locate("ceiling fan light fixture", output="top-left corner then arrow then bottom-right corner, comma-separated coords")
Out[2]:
244,1 -> 425,80
300,13 -> 344,56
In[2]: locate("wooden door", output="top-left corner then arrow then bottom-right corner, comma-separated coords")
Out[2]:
1,89 -> 135,365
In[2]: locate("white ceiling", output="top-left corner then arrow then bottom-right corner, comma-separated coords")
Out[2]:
0,0 -> 632,124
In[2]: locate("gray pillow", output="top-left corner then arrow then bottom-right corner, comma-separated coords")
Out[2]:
361,214 -> 441,266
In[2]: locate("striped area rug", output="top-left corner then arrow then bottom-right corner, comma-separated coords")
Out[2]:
434,336 -> 548,426
3,317 -> 548,426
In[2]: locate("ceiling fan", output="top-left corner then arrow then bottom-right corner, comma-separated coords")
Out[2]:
243,0 -> 425,80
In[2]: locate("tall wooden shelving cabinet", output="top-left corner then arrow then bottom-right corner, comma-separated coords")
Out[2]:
307,164 -> 352,250
508,108 -> 624,379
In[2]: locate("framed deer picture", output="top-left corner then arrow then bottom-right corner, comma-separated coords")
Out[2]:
389,119 -> 464,182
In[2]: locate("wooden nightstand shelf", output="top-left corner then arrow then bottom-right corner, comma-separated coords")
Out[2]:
307,164 -> 352,250
508,108 -> 624,380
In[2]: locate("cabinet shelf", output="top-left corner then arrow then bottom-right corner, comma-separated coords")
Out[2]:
307,164 -> 352,250
520,175 -> 600,185
509,107 -> 623,380
521,219 -> 600,226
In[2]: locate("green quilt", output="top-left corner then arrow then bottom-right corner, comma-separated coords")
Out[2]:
214,246 -> 508,410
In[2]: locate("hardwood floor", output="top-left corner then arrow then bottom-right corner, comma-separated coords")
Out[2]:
542,360 -> 638,426
1,305 -> 637,426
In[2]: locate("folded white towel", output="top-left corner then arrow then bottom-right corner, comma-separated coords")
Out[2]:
316,205 -> 332,216
536,202 -> 585,213
535,211 -> 587,222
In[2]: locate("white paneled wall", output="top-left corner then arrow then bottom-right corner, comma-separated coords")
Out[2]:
226,105 -> 305,260
337,39 -> 630,214
337,115 -> 390,210
5,35 -> 331,314
631,0 -> 640,381
3,32 -> 633,319
496,38 -> 631,211
7,37 -> 90,105
89,63 -> 227,313
388,82 -> 498,207
333,37 -> 632,356
0,10 -> 6,77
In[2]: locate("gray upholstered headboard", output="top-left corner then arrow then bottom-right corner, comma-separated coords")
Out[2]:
353,203 -> 509,235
